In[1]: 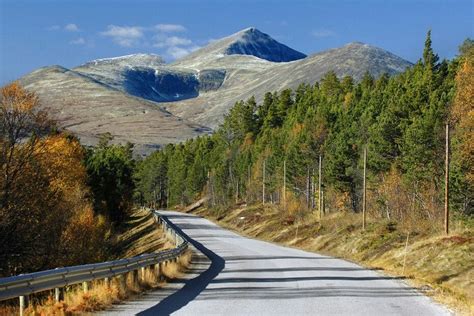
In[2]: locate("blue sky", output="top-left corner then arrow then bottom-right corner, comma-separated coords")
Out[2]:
0,0 -> 473,84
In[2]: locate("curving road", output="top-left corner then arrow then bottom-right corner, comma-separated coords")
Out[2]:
103,210 -> 451,315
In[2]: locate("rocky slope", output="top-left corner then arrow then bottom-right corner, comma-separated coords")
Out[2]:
19,65 -> 210,155
16,27 -> 413,154
164,40 -> 412,127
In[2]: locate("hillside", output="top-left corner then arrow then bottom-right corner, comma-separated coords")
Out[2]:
165,40 -> 412,128
17,27 -> 412,154
19,65 -> 210,155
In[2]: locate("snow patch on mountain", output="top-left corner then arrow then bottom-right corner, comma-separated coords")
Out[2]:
84,53 -> 165,68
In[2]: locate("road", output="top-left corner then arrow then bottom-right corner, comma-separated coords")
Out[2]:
103,210 -> 451,315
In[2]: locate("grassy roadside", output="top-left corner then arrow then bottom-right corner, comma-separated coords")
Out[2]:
0,209 -> 192,316
193,204 -> 473,315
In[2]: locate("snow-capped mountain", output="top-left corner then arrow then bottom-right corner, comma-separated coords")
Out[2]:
18,27 -> 412,154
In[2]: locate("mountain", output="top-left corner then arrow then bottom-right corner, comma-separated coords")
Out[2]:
174,27 -> 306,67
15,27 -> 413,154
163,41 -> 412,128
73,27 -> 306,104
19,65 -> 210,155
74,54 -> 205,103
225,27 -> 307,62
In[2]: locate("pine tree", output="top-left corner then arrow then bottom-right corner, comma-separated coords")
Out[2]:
423,30 -> 439,71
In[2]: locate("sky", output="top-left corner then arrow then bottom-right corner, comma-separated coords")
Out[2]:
0,0 -> 473,84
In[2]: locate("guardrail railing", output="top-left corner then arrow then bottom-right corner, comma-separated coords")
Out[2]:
0,209 -> 188,315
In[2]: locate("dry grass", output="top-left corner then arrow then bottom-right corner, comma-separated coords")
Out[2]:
162,249 -> 193,279
0,209 -> 193,315
195,204 -> 473,315
112,208 -> 172,258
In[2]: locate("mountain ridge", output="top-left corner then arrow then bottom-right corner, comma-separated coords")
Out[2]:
16,27 -> 413,154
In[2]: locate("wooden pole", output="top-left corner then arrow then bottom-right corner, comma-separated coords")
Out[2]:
283,160 -> 286,206
246,165 -> 251,203
363,146 -> 367,230
445,124 -> 450,235
158,182 -> 162,208
311,168 -> 315,209
322,189 -> 324,214
402,232 -> 410,275
306,165 -> 311,210
166,178 -> 170,207
236,179 -> 239,203
318,155 -> 322,218
262,160 -> 266,205
248,165 -> 251,194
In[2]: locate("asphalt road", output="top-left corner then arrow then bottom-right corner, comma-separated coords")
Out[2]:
104,210 -> 451,316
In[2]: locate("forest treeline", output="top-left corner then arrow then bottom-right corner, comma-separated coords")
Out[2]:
0,85 -> 135,277
0,33 -> 472,277
135,33 -> 473,223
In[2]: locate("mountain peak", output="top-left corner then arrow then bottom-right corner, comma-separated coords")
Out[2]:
224,27 -> 306,62
173,27 -> 306,66
344,41 -> 368,47
238,26 -> 258,33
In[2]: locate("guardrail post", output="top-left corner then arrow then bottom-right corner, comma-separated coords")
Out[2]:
104,277 -> 110,288
82,281 -> 89,293
130,270 -> 138,287
154,263 -> 161,281
54,287 -> 62,302
140,267 -> 146,282
118,274 -> 126,291
19,295 -> 28,316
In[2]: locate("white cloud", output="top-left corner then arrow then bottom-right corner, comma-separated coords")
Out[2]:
154,24 -> 186,33
152,31 -> 197,60
65,23 -> 80,32
70,37 -> 86,45
153,35 -> 192,48
99,23 -> 194,53
48,24 -> 80,32
311,29 -> 336,38
101,25 -> 144,47
166,45 -> 200,59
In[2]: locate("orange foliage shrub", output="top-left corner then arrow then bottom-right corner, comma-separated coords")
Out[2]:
371,167 -> 443,231
60,206 -> 109,266
451,52 -> 474,193
282,191 -> 308,225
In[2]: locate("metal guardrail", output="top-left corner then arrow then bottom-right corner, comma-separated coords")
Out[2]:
0,209 -> 188,310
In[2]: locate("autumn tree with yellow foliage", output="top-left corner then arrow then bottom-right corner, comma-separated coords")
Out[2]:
450,39 -> 474,214
0,83 -> 109,276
